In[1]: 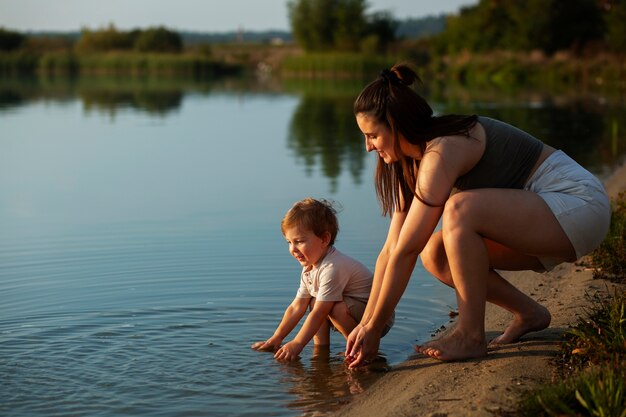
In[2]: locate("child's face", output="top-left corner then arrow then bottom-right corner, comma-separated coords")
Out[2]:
284,225 -> 330,269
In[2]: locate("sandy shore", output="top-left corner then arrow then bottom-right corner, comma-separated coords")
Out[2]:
331,161 -> 626,417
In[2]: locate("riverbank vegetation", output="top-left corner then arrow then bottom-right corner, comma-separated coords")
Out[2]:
279,0 -> 625,90
520,192 -> 626,417
0,26 -> 240,77
1,0 -> 625,86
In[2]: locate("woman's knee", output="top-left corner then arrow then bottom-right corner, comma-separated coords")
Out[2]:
441,192 -> 483,236
442,192 -> 470,221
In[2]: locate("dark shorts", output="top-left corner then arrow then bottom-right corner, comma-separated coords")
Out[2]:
340,296 -> 394,337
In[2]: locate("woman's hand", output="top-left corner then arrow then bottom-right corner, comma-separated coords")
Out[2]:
344,323 -> 363,362
344,324 -> 380,369
274,341 -> 303,361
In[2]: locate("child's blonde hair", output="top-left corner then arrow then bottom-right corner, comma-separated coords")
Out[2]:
281,198 -> 340,245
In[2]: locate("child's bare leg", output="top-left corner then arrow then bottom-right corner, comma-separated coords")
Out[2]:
312,343 -> 331,359
308,298 -> 331,345
328,302 -> 358,338
314,318 -> 331,345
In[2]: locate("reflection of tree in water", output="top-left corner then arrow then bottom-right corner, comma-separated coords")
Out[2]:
288,94 -> 366,193
0,89 -> 25,109
0,77 -> 188,117
82,89 -> 183,117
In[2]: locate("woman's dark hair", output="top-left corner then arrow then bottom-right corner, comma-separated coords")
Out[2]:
354,63 -> 477,215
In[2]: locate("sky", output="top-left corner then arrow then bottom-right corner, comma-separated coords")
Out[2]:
0,0 -> 477,33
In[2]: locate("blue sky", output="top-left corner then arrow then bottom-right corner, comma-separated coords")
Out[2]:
0,0 -> 477,32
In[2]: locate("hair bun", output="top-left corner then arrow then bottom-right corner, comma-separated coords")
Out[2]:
380,68 -> 400,84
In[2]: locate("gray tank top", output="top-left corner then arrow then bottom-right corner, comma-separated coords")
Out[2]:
454,116 -> 543,191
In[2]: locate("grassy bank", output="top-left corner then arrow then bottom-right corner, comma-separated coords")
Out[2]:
426,50 -> 626,94
278,49 -> 625,94
520,192 -> 626,417
0,50 -> 241,77
1,46 -> 624,92
280,52 -> 394,79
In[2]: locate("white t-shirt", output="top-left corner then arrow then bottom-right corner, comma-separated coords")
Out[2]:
296,247 -> 372,302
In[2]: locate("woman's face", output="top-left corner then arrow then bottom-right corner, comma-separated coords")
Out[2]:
356,112 -> 398,164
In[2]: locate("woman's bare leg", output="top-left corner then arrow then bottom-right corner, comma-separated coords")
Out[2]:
418,188 -> 575,361
421,232 -> 552,345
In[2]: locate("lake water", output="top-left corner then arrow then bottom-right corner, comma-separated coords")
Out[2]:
1,76 -> 624,417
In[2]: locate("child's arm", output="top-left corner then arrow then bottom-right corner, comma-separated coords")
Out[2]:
274,300 -> 334,361
251,297 -> 309,351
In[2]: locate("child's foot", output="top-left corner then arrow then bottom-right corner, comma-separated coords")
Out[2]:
489,305 -> 551,345
415,330 -> 487,361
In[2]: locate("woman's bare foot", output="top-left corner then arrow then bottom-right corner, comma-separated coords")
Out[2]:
415,330 -> 487,361
490,304 -> 551,345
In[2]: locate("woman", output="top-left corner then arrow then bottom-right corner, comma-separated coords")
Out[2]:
345,63 -> 610,366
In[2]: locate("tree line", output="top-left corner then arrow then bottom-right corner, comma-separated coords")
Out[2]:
435,0 -> 626,55
1,0 -> 624,56
0,25 -> 183,53
286,0 -> 625,54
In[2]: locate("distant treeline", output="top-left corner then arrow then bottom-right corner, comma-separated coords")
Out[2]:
0,13 -> 446,77
77,26 -> 183,53
0,26 -> 185,54
0,15 -> 443,51
0,0 -> 624,81
0,26 -> 243,77
2,0 -> 624,55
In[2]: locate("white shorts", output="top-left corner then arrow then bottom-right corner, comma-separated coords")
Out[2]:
524,150 -> 611,270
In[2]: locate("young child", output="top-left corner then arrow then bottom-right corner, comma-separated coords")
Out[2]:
251,198 -> 393,361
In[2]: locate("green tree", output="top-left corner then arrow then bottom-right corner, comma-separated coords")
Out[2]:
133,27 -> 182,53
332,0 -> 368,51
363,11 -> 397,53
543,0 -> 604,53
0,28 -> 26,51
605,0 -> 626,52
435,0 -> 605,54
289,0 -> 338,51
76,24 -> 136,52
288,0 -> 394,52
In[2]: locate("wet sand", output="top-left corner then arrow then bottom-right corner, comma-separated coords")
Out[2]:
331,161 -> 626,417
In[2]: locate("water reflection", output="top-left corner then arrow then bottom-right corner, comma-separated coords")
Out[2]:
287,94 -> 366,192
280,346 -> 390,416
0,76 -> 200,116
81,88 -> 183,116
0,75 -> 624,180
1,75 -> 624,417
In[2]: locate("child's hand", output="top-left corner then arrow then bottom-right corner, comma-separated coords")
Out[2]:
251,338 -> 281,352
274,341 -> 303,361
